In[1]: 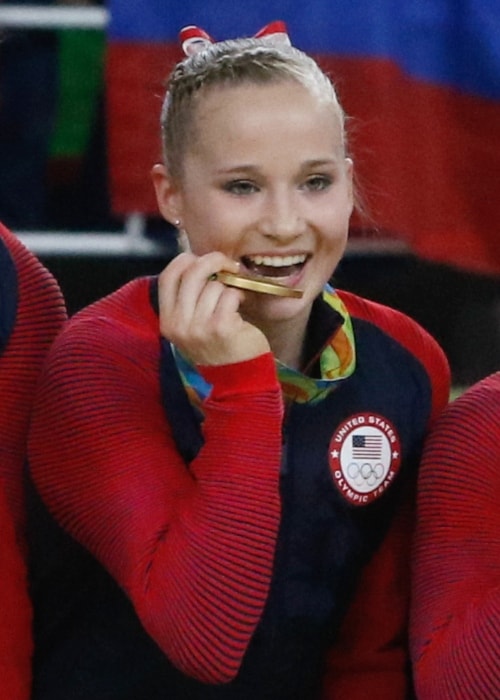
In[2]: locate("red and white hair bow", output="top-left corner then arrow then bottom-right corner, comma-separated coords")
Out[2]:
179,20 -> 291,57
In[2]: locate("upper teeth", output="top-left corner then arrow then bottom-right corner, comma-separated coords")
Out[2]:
247,254 -> 307,267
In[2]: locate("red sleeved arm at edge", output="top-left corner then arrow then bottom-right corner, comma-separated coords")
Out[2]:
0,487 -> 32,700
0,223 -> 66,530
322,291 -> 451,699
411,373 -> 500,699
0,224 -> 65,700
28,312 -> 283,684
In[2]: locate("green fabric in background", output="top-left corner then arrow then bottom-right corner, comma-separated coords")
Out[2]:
50,29 -> 105,158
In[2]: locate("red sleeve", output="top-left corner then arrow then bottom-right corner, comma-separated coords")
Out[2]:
0,223 -> 66,530
411,372 -> 500,699
28,311 -> 284,684
0,224 -> 65,699
0,485 -> 32,700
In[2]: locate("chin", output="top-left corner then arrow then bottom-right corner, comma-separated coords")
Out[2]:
242,294 -> 308,325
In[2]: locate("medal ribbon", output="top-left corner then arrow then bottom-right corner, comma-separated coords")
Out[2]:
172,285 -> 356,408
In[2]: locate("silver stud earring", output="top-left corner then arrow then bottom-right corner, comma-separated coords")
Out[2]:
173,219 -> 181,228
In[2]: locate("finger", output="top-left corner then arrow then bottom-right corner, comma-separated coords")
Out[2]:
174,252 -> 238,319
158,252 -> 196,311
158,253 -> 198,334
159,251 -> 241,339
191,282 -> 243,331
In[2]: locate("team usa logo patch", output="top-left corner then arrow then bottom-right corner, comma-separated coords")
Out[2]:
328,413 -> 402,506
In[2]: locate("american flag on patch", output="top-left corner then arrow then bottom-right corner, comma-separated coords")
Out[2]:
352,434 -> 383,459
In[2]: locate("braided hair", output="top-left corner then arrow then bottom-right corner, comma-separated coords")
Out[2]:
160,38 -> 347,181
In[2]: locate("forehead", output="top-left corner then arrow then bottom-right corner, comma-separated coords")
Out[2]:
189,80 -> 344,160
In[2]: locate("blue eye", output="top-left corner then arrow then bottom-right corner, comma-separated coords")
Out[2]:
223,180 -> 259,195
303,175 -> 332,192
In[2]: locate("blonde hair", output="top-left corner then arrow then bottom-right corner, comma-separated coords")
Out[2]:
160,38 -> 348,181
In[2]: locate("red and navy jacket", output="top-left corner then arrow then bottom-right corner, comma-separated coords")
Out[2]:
0,223 -> 66,700
27,275 -> 449,699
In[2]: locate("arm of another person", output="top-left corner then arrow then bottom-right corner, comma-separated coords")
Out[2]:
0,484 -> 32,700
28,310 -> 284,684
0,225 -> 64,698
0,224 -> 66,528
411,373 -> 500,699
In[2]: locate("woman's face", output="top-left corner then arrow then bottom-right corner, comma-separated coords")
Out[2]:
154,80 -> 353,327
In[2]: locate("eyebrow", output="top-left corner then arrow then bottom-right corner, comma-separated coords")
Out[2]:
300,158 -> 339,169
215,165 -> 260,176
216,158 -> 339,176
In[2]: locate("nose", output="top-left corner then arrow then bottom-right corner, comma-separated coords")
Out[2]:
258,188 -> 305,242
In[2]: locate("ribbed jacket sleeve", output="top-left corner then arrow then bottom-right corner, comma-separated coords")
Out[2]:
0,223 -> 66,529
0,223 -> 66,700
0,487 -> 32,700
411,372 -> 500,699
28,279 -> 284,684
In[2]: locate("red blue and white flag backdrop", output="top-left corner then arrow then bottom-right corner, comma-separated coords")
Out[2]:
106,1 -> 500,276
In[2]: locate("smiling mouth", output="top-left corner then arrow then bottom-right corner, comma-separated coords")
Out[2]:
241,253 -> 308,278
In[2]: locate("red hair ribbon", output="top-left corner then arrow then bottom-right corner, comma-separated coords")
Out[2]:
179,26 -> 214,56
179,21 -> 291,57
254,20 -> 291,46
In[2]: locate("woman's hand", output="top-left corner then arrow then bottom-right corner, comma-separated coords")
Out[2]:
158,252 -> 270,366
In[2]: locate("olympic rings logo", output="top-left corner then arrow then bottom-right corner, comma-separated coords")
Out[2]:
347,461 -> 385,487
328,413 -> 402,506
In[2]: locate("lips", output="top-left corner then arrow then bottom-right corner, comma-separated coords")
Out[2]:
241,253 -> 308,278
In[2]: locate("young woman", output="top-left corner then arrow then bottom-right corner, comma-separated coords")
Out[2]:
411,372 -> 500,699
0,222 -> 66,699
27,23 -> 450,699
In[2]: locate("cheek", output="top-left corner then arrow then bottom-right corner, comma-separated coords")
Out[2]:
181,206 -> 223,254
187,209 -> 245,256
186,235 -> 219,256
319,216 -> 350,247
314,191 -> 351,232
315,224 -> 348,272
185,227 -> 237,258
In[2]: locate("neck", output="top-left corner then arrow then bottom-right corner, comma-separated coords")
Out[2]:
254,312 -> 310,370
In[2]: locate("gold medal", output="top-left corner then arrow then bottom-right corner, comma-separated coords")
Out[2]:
213,271 -> 303,298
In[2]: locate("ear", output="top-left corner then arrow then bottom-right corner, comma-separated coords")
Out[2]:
345,157 -> 354,213
151,163 -> 183,225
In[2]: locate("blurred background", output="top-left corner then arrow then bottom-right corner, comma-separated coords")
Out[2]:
0,0 -> 499,388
